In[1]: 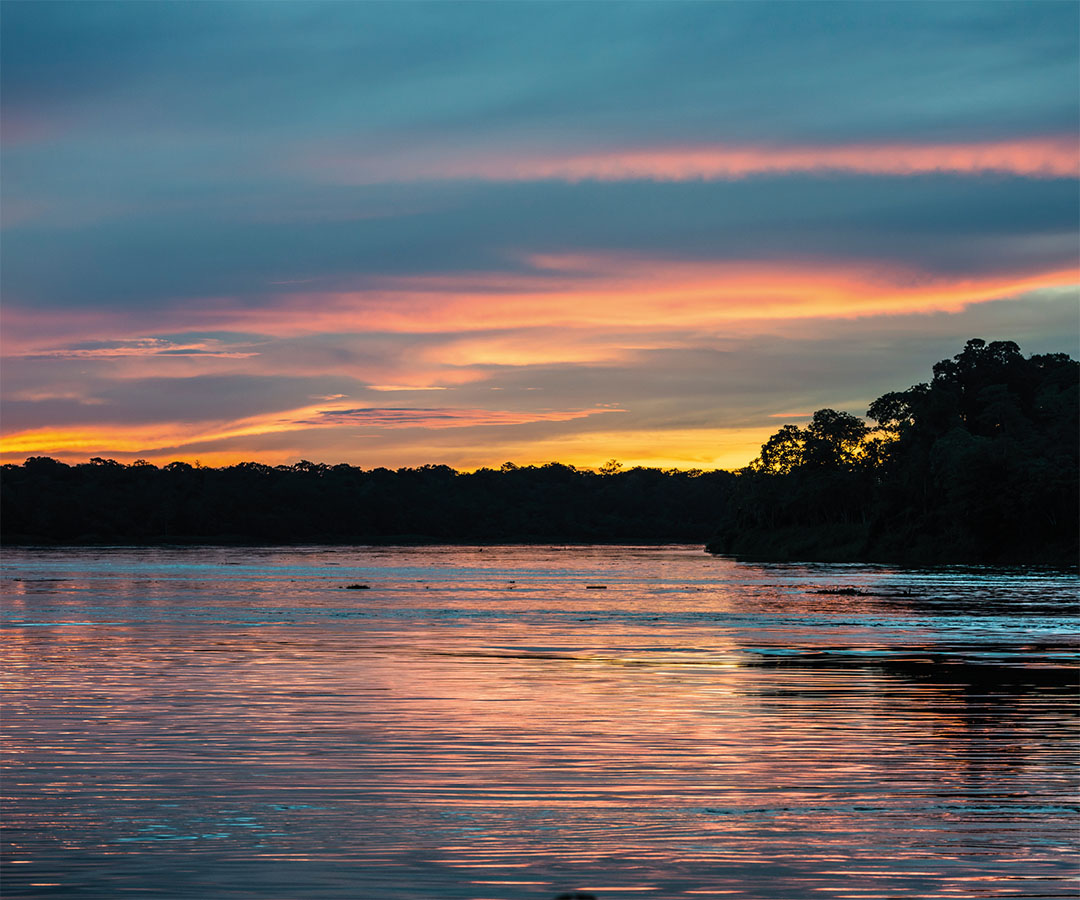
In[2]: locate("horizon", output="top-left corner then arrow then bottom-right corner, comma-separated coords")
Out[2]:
2,2 -> 1078,471
6,335 -> 1071,478
6,454 -> 722,475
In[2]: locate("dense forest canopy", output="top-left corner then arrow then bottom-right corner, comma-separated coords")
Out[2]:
0,457 -> 734,545
2,339 -> 1076,565
709,339 -> 1078,565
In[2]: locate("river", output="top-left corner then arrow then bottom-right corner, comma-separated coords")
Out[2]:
2,545 -> 1077,899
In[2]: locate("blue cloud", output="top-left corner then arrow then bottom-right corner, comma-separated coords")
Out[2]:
3,174 -> 1075,309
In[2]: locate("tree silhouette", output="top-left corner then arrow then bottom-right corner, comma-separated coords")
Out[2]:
710,339 -> 1078,565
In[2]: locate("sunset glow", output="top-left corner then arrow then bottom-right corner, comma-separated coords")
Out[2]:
2,2 -> 1077,470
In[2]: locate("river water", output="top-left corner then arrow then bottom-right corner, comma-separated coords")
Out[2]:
2,545 -> 1077,899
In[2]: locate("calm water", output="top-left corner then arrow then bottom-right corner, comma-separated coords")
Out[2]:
2,545 -> 1077,900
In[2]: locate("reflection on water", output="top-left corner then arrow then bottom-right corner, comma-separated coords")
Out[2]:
2,546 -> 1077,899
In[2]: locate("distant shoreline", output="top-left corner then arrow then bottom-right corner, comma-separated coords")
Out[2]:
3,537 -> 1076,573
0,460 -> 734,550
0,536 -> 696,548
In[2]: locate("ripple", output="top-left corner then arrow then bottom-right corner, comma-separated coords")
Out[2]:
2,545 -> 1076,899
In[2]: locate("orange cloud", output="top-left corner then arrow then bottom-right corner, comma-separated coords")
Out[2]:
4,259 -> 1075,400
320,137 -> 1080,183
0,401 -> 622,461
208,258 -> 1077,339
6,259 -> 1072,382
0,401 -> 338,458
418,331 -> 650,368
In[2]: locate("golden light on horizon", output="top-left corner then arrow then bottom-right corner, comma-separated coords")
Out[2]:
2,260 -> 1074,471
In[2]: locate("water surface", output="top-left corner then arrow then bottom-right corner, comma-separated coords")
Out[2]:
3,545 -> 1077,899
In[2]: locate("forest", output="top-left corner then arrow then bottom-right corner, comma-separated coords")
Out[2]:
2,339 -> 1076,565
708,339 -> 1078,565
0,456 -> 734,545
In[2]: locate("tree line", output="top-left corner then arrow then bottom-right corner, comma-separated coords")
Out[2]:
707,339 -> 1078,565
0,457 -> 734,545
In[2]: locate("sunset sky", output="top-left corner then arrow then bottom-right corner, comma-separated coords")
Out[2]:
2,1 -> 1077,471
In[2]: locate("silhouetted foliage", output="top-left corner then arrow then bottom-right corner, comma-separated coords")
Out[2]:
1,456 -> 734,546
708,340 -> 1078,566
4,339 -> 1074,565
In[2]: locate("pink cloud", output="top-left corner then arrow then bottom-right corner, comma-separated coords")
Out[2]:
5,258 -> 1074,374
221,257 -> 1078,338
313,137 -> 1080,184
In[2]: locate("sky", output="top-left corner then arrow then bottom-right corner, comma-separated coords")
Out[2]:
2,1 -> 1077,471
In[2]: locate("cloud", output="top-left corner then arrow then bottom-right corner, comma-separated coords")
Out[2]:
21,336 -> 259,359
0,398 -> 621,461
316,137 -> 1080,184
1,3 -> 1076,472
4,174 -> 1075,313
301,406 -> 621,429
192,257 -> 1077,340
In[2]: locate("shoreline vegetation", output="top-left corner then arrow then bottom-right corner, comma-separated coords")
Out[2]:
708,340 -> 1077,568
2,340 -> 1076,567
1,457 -> 734,548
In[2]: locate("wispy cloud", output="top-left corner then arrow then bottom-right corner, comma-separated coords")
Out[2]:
0,399 -> 622,460
316,137 -> 1080,184
367,384 -> 448,393
212,258 -> 1077,338
304,406 -> 621,429
20,337 -> 259,360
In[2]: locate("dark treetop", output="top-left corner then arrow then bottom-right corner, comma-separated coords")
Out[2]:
707,339 -> 1078,566
0,457 -> 733,546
